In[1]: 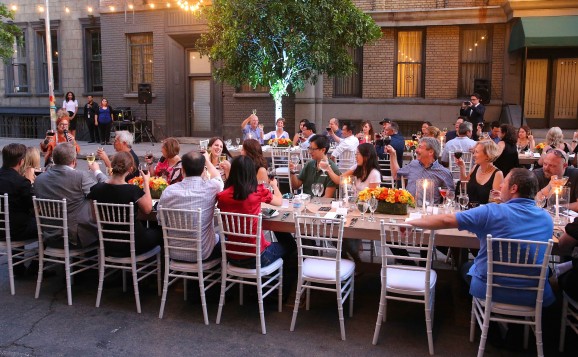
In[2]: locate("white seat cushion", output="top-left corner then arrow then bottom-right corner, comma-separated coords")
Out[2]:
385,267 -> 437,292
170,258 -> 220,273
226,258 -> 283,277
302,258 -> 355,281
274,167 -> 289,176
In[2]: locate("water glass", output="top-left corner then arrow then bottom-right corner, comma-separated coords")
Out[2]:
357,199 -> 368,221
368,196 -> 378,222
458,195 -> 469,211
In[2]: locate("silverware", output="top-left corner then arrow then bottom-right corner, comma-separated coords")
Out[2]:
349,218 -> 358,227
281,212 -> 290,221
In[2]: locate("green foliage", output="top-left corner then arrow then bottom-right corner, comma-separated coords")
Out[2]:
198,0 -> 382,102
0,4 -> 22,60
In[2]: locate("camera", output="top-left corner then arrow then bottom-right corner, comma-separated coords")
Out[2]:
464,101 -> 471,106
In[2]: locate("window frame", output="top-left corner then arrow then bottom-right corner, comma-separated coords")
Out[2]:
127,32 -> 154,93
32,20 -> 61,95
458,26 -> 492,97
80,18 -> 102,95
394,29 -> 425,98
4,25 -> 30,96
333,46 -> 363,98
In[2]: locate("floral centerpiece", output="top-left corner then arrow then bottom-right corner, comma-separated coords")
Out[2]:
128,176 -> 168,199
268,138 -> 292,147
405,140 -> 418,151
358,187 -> 415,215
535,142 -> 546,155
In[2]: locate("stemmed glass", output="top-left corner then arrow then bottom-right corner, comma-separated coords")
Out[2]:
445,190 -> 456,210
458,194 -> 469,211
311,183 -> 323,204
438,187 -> 449,206
86,152 -> 95,165
235,138 -> 241,148
319,158 -> 329,176
357,199 -> 369,221
225,139 -> 232,148
368,196 -> 378,222
290,155 -> 300,174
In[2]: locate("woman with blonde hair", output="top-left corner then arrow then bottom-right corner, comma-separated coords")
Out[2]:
19,147 -> 41,183
457,140 -> 503,205
537,126 -> 569,166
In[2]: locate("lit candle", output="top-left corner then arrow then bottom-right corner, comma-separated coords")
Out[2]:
422,179 -> 428,212
343,177 -> 349,201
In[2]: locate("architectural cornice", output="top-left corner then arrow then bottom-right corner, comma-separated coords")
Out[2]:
368,6 -> 507,27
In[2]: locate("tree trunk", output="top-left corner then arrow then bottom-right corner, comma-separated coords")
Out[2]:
275,97 -> 283,121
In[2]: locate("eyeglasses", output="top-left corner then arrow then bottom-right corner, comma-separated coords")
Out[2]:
546,148 -> 568,162
58,123 -> 69,127
308,146 -> 322,152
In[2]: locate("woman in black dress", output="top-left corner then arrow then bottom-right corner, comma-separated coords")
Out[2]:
493,124 -> 519,177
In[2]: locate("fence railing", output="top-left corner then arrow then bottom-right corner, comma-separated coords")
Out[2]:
0,115 -> 91,140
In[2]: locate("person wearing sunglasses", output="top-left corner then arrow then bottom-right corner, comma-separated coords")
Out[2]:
533,148 -> 578,212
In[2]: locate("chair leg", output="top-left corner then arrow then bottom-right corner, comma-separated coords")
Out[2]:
184,277 -> 188,301
216,270 -> 227,324
131,264 -> 142,314
349,275 -> 354,318
559,295 -> 568,352
336,282 -> 346,341
477,310 -> 491,357
96,255 -> 105,308
372,283 -> 387,345
523,323 -> 529,349
278,266 -> 283,313
6,248 -> 15,295
34,254 -> 44,299
198,273 -> 210,326
64,255 -> 73,306
239,278 -> 244,306
156,253 -> 162,296
257,279 -> 266,335
306,283 -> 311,311
290,277 -> 304,332
122,269 -> 127,292
425,304 -> 434,355
158,266 -> 170,319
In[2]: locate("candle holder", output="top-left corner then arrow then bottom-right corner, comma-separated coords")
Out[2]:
416,178 -> 434,214
548,186 -> 570,225
339,176 -> 356,209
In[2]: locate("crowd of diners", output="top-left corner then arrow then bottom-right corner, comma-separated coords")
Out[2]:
2,103 -> 578,349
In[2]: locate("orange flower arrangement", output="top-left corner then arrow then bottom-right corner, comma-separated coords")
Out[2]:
358,187 -> 415,207
128,176 -> 168,192
268,138 -> 292,147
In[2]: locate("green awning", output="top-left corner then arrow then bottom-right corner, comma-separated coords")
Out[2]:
509,16 -> 578,52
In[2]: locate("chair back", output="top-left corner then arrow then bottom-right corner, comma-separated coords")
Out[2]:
93,201 -> 136,256
216,209 -> 264,265
294,214 -> 346,272
378,156 -> 395,188
158,206 -> 204,263
33,197 -> 69,247
337,150 -> 356,171
486,235 -> 553,307
270,147 -> 292,190
379,221 -> 435,282
448,151 -> 473,181
0,194 -> 9,242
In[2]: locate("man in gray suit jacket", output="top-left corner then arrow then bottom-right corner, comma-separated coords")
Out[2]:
34,143 -> 108,248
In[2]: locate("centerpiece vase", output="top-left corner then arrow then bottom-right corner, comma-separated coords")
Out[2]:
376,201 -> 408,215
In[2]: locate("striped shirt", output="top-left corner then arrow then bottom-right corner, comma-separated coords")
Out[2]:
397,160 -> 454,203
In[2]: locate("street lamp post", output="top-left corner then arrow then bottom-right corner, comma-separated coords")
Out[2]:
43,0 -> 57,131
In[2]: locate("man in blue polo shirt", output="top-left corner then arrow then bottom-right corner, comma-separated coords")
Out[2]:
409,168 -> 555,307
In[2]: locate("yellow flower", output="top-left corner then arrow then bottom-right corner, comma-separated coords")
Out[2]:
357,187 -> 415,207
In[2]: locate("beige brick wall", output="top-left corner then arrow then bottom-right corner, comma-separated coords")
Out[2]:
363,29 -> 394,99
353,0 -> 505,10
491,23 -> 506,101
425,26 -> 460,100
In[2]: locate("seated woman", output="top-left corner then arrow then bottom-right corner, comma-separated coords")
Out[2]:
19,146 -> 41,184
263,118 -> 290,141
151,137 -> 183,185
517,125 -> 535,152
493,124 -> 519,176
240,139 -> 269,183
356,121 -> 375,144
87,151 -> 162,257
208,137 -> 232,181
457,140 -> 503,206
217,156 -> 295,294
538,126 -> 570,166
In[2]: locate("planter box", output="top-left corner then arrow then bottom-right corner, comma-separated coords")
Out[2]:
150,189 -> 163,199
376,201 -> 408,215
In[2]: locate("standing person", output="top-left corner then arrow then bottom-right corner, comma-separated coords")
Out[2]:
96,98 -> 114,145
293,119 -> 310,147
383,121 -> 405,168
457,140 -> 504,205
84,95 -> 100,143
97,131 -> 139,182
241,113 -> 264,144
263,118 -> 290,141
39,112 -> 80,166
356,120 -> 375,144
87,152 -> 162,257
410,168 -> 555,308
493,124 -> 519,177
62,92 -> 79,137
324,117 -> 343,145
460,93 -> 485,139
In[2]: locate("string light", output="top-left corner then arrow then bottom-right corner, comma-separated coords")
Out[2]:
129,4 -> 134,10
10,5 -> 17,11
177,0 -> 203,12
88,7 -> 93,13
65,7 -> 70,13
38,5 -> 44,13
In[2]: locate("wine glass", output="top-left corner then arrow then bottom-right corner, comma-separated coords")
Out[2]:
551,175 -> 569,188
267,167 -> 276,181
319,158 -> 329,176
438,187 -> 449,206
139,163 -> 149,175
290,155 -> 300,174
235,138 -> 241,148
454,151 -> 463,160
382,135 -> 391,146
357,199 -> 368,221
458,195 -> 469,211
445,190 -> 455,209
86,152 -> 95,165
200,141 -> 208,152
368,196 -> 378,222
312,183 -> 323,204
219,155 -> 227,164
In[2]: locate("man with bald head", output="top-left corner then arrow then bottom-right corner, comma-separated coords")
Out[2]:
533,148 -> 578,212
158,151 -> 223,262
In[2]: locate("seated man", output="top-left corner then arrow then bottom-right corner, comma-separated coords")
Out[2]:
534,148 -> 578,212
410,168 -> 555,307
323,117 -> 342,145
388,137 -> 454,204
98,130 -> 140,182
440,122 -> 476,166
241,113 -> 264,144
330,122 -> 359,163
299,122 -> 317,150
0,144 -> 37,275
34,143 -> 107,248
445,116 -> 465,142
158,151 -> 223,262
290,134 -> 340,198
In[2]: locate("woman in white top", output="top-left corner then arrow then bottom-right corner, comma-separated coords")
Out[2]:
263,118 -> 290,142
325,143 -> 381,190
62,91 -> 79,136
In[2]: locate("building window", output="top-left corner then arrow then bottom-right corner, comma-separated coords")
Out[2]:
6,32 -> 29,94
459,28 -> 491,96
396,30 -> 423,98
85,28 -> 102,93
127,33 -> 153,92
334,47 -> 363,97
35,29 -> 60,93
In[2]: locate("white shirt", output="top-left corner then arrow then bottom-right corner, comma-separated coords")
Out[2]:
157,176 -> 224,262
441,136 -> 477,163
263,130 -> 289,141
332,135 -> 359,158
349,164 -> 381,191
62,100 -> 78,113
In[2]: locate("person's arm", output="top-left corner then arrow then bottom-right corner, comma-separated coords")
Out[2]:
409,213 -> 459,230
324,186 -> 336,198
240,114 -> 253,130
71,101 -> 78,119
137,172 -> 153,214
471,104 -> 485,117
326,167 -> 350,186
491,170 -> 504,191
558,232 -> 578,256
331,131 -> 341,143
268,178 -> 283,206
289,162 -> 303,191
529,135 -> 536,152
496,141 -> 505,156
385,145 -> 400,179
98,148 -> 112,168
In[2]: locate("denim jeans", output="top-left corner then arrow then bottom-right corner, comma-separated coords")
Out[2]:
229,242 -> 286,269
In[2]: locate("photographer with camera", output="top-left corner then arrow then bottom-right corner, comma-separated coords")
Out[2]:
460,93 -> 485,140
